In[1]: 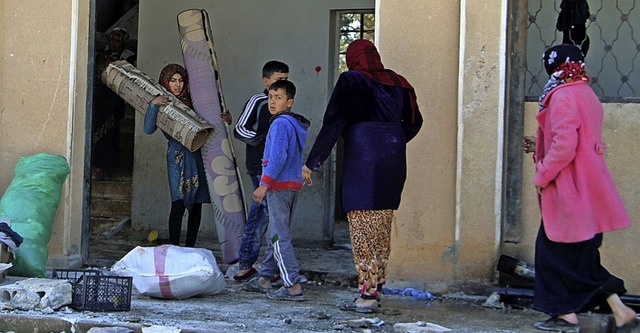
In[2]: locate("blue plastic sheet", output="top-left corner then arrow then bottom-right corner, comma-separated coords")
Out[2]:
382,287 -> 437,301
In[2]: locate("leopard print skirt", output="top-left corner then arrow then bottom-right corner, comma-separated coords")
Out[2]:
347,209 -> 393,297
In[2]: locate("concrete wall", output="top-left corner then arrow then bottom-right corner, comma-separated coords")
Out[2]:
134,0 -> 374,242
377,0 -> 507,291
0,0 -> 89,268
378,0 -> 640,293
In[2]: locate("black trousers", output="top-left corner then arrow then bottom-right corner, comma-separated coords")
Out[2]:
168,201 -> 202,247
533,224 -> 626,316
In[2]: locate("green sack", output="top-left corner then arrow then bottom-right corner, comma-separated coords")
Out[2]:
0,153 -> 70,277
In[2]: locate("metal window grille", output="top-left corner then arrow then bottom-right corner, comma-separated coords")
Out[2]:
526,0 -> 640,102
338,12 -> 375,73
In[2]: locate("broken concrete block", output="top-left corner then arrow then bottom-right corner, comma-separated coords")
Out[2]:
141,325 -> 181,333
336,317 -> 384,329
6,288 -> 41,310
482,291 -> 505,309
0,278 -> 71,310
393,321 -> 452,333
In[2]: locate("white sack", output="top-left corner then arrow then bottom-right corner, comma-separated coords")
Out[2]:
111,245 -> 225,299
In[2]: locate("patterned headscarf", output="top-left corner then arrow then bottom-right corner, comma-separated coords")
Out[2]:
95,28 -> 131,77
108,27 -> 130,55
159,63 -> 192,108
539,44 -> 590,111
345,39 -> 419,123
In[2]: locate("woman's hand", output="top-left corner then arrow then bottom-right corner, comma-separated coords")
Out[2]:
302,165 -> 313,186
523,136 -> 536,154
151,95 -> 170,106
221,109 -> 232,125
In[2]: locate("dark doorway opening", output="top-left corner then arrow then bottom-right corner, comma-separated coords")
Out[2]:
84,0 -> 139,266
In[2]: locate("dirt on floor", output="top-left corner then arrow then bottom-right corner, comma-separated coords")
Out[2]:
0,222 -> 619,332
0,272 -> 616,333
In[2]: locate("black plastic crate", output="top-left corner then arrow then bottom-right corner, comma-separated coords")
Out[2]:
52,269 -> 132,311
52,269 -> 101,283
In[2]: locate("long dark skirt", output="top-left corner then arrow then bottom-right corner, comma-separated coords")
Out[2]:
342,122 -> 406,212
533,224 -> 626,316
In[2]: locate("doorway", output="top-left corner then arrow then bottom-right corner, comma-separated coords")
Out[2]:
327,10 -> 375,247
84,0 -> 139,265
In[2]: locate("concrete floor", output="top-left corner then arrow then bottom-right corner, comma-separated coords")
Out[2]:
0,223 -> 620,333
0,268 -> 616,333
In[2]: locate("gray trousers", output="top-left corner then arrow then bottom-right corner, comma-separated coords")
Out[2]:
258,190 -> 301,287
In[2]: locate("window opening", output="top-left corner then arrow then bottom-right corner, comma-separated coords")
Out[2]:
338,12 -> 375,73
526,0 -> 640,102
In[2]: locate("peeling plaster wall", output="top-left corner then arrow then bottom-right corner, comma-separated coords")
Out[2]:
379,0 -> 640,293
376,1 -> 459,291
0,2 -> 71,166
0,1 -> 88,268
378,0 -> 507,292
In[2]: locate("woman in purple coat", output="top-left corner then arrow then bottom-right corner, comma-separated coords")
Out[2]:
532,44 -> 638,332
303,39 -> 422,313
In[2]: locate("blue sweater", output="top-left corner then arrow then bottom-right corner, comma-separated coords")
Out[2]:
260,113 -> 310,191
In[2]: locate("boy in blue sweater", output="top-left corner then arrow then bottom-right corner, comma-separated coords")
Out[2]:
233,61 -> 289,281
241,80 -> 310,301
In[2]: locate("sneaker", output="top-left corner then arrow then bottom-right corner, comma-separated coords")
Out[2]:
534,317 -> 579,332
266,286 -> 305,302
241,277 -> 272,293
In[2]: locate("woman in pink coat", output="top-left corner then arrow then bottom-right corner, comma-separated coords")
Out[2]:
532,44 -> 638,333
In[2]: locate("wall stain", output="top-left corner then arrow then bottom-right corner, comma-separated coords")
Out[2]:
441,242 -> 458,264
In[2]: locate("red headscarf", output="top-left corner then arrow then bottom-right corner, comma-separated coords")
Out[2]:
345,39 -> 419,123
159,63 -> 192,108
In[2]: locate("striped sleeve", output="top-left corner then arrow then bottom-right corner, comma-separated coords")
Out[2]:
234,92 -> 267,139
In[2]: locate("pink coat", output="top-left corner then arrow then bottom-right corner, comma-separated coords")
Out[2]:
535,81 -> 631,243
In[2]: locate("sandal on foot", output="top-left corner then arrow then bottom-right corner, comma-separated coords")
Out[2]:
233,268 -> 258,282
361,293 -> 381,307
534,317 -> 579,332
615,318 -> 640,333
272,274 -> 308,288
266,286 -> 305,301
271,274 -> 284,287
340,300 -> 375,313
241,277 -> 271,293
340,295 -> 379,314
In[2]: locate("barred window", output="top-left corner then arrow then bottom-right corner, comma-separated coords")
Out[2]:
338,12 -> 375,73
526,0 -> 640,102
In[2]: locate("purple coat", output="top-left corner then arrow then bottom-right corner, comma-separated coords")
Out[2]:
535,81 -> 631,243
305,71 -> 423,212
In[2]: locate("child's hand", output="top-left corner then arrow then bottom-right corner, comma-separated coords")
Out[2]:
151,95 -> 169,106
302,165 -> 313,186
221,110 -> 232,125
253,185 -> 268,204
523,136 -> 536,153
